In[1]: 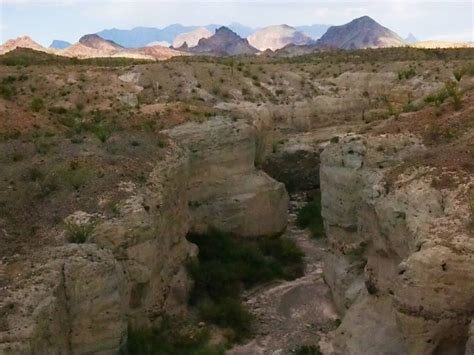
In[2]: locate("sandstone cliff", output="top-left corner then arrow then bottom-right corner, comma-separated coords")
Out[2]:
165,116 -> 289,237
320,134 -> 474,354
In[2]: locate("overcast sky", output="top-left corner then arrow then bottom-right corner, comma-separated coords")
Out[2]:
1,0 -> 472,46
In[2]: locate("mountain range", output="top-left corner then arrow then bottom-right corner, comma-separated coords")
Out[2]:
94,22 -> 329,48
2,16 -> 472,60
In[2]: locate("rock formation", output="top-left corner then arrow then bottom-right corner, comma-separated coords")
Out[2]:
247,25 -> 314,51
173,27 -> 213,48
188,27 -> 259,56
165,116 -> 288,237
320,134 -> 474,353
79,34 -> 124,53
0,36 -> 49,55
0,143 -> 197,352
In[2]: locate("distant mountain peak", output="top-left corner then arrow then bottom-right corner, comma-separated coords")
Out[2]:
248,24 -> 314,51
0,36 -> 48,55
317,16 -> 405,49
189,26 -> 259,56
49,40 -> 71,49
405,33 -> 418,44
215,26 -> 238,36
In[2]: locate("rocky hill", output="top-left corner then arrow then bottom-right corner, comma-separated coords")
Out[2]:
172,27 -> 213,48
189,26 -> 259,56
248,25 -> 314,51
49,39 -> 71,49
317,16 -> 405,49
0,36 -> 49,55
79,34 -> 123,54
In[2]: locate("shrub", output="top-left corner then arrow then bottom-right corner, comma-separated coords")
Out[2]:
398,67 -> 416,80
0,82 -> 16,100
186,230 -> 303,340
296,195 -> 325,238
127,316 -> 224,355
65,222 -> 95,243
294,345 -> 322,355
29,97 -> 44,112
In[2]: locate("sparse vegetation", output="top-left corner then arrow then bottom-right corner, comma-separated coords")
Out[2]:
65,222 -> 95,243
296,194 -> 324,238
186,230 -> 304,341
294,345 -> 322,355
127,316 -> 224,355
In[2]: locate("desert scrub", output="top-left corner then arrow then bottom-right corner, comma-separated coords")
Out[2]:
186,230 -> 304,341
127,316 -> 224,355
29,97 -> 44,112
296,194 -> 324,238
65,222 -> 95,243
294,345 -> 322,355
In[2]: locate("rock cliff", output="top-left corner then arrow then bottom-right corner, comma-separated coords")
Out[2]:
166,116 -> 289,237
320,134 -> 474,353
0,143 -> 196,353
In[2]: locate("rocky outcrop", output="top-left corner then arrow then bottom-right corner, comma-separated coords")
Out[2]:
0,143 -> 196,352
166,116 -> 288,237
188,27 -> 259,56
90,142 -> 196,328
0,245 -> 128,354
320,134 -> 474,353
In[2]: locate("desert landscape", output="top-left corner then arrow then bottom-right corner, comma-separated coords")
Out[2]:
0,5 -> 473,355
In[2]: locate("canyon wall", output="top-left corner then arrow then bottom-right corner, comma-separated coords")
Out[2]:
166,116 -> 288,237
320,134 -> 474,354
0,116 -> 290,353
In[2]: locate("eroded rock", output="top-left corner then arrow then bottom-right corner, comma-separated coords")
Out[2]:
165,116 -> 289,237
320,134 -> 474,353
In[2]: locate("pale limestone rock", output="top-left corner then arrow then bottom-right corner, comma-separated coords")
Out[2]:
165,116 -> 288,237
0,245 -> 127,354
90,142 -> 196,328
320,134 -> 474,353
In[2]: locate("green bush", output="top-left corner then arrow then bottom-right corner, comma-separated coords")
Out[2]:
0,82 -> 16,100
294,345 -> 322,355
296,196 -> 325,238
65,222 -> 95,243
398,67 -> 416,80
186,230 -> 304,341
127,317 -> 224,355
29,97 -> 44,112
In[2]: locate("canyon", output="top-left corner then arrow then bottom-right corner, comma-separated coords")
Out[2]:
0,47 -> 473,353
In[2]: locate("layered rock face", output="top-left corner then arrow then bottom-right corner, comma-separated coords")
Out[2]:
90,143 -> 196,328
320,134 -> 474,354
0,144 -> 196,353
0,245 -> 128,354
166,117 -> 288,237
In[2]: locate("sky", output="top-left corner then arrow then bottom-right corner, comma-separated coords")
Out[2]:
0,0 -> 473,46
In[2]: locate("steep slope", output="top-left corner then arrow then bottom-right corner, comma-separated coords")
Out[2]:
173,27 -> 213,48
0,36 -> 49,55
189,26 -> 259,56
248,25 -> 314,51
317,16 -> 405,49
79,34 -> 123,54
49,40 -> 71,49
